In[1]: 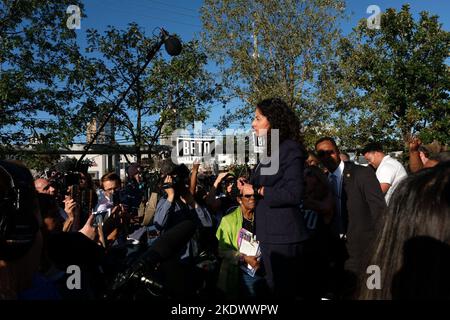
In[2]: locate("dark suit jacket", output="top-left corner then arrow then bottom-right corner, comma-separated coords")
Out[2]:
251,139 -> 309,244
338,162 -> 387,274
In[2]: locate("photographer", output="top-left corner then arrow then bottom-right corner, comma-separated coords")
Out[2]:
96,173 -> 121,210
154,162 -> 212,258
122,163 -> 145,218
78,171 -> 98,226
204,172 -> 239,225
95,173 -> 129,247
153,161 -> 213,297
40,158 -> 97,231
35,178 -> 80,232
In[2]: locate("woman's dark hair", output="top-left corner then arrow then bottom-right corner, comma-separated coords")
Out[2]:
360,161 -> 450,300
80,171 -> 95,190
256,97 -> 305,146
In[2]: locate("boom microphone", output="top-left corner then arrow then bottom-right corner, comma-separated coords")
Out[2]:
150,219 -> 196,261
106,220 -> 197,296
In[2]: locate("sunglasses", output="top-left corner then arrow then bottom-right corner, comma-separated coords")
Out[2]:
241,193 -> 256,199
317,150 -> 335,157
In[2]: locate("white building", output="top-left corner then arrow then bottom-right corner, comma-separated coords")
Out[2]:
59,144 -> 138,181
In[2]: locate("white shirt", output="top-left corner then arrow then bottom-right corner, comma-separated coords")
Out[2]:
95,189 -> 113,212
376,155 -> 407,204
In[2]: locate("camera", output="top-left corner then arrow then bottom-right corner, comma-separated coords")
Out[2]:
111,190 -> 130,207
111,191 -> 121,207
139,169 -> 162,192
64,172 -> 80,187
162,174 -> 180,189
160,164 -> 190,190
221,173 -> 236,190
104,189 -> 128,207
47,171 -> 82,199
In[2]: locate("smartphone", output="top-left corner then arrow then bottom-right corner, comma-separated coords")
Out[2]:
71,184 -> 79,200
92,208 -> 111,227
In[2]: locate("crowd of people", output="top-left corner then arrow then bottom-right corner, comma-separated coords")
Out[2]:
1,98 -> 449,300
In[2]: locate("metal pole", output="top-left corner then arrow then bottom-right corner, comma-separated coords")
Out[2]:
77,30 -> 168,169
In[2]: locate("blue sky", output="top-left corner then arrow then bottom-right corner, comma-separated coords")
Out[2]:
80,0 -> 450,42
69,0 -> 449,142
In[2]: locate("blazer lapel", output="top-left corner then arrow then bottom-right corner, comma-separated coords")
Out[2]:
341,162 -> 352,233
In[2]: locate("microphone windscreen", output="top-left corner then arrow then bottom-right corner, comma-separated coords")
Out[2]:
164,36 -> 182,56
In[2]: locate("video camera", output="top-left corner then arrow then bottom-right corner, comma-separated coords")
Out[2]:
46,158 -> 93,200
196,174 -> 216,191
221,173 -> 236,188
47,170 -> 82,200
161,164 -> 190,190
110,189 -> 132,207
161,175 -> 181,190
139,169 -> 161,193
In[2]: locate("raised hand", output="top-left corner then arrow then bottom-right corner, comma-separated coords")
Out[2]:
213,172 -> 231,188
79,214 -> 97,241
163,175 -> 175,202
408,136 -> 422,152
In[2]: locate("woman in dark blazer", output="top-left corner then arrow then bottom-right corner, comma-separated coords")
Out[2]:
238,98 -> 310,299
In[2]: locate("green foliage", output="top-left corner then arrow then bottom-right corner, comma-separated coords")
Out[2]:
329,4 -> 449,149
228,163 -> 251,179
0,0 -> 85,148
81,23 -> 221,161
200,0 -> 347,137
19,153 -> 61,175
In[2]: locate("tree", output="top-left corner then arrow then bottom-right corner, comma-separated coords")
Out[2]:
200,0 -> 346,135
81,23 -> 220,163
328,4 -> 449,149
0,0 -> 86,150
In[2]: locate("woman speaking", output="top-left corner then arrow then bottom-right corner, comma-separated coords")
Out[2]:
239,98 -> 309,299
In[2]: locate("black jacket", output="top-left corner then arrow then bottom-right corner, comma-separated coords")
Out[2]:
339,162 -> 387,274
251,139 -> 308,244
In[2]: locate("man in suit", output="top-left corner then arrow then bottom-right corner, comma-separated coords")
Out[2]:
315,137 -> 386,298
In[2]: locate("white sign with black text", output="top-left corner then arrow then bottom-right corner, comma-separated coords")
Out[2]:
176,137 -> 215,164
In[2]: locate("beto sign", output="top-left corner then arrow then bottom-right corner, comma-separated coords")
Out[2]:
176,137 -> 215,164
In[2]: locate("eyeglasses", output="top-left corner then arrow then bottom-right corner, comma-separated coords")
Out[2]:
241,194 -> 256,199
